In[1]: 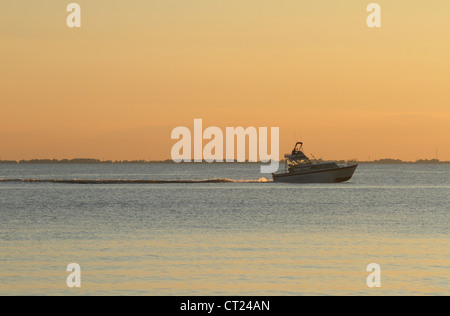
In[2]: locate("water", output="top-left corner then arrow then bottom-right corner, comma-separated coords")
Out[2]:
0,163 -> 449,295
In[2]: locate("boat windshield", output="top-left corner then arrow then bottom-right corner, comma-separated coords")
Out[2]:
286,153 -> 312,166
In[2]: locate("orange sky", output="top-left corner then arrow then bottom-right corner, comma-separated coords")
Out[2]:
1,1 -> 449,161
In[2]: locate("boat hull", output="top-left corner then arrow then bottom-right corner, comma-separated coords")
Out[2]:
272,164 -> 358,183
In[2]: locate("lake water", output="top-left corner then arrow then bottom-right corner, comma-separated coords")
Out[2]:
0,163 -> 448,295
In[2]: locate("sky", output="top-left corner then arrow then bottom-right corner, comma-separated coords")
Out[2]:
1,1 -> 449,161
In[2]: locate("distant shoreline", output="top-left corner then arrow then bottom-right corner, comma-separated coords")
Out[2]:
0,158 -> 448,164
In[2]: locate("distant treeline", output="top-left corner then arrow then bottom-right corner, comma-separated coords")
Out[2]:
0,159 -> 175,164
0,158 -> 448,164
337,159 -> 448,164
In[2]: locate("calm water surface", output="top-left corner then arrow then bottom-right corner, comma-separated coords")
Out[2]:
0,163 -> 449,295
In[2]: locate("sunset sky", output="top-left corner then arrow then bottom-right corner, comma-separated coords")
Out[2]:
1,1 -> 449,161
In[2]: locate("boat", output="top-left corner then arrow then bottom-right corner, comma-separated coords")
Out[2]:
272,142 -> 358,183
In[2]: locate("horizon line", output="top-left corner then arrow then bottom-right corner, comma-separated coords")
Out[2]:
0,158 -> 448,164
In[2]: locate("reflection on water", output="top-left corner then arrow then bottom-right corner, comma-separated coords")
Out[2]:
0,164 -> 449,295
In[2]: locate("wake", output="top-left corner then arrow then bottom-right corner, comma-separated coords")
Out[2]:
0,178 -> 272,184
